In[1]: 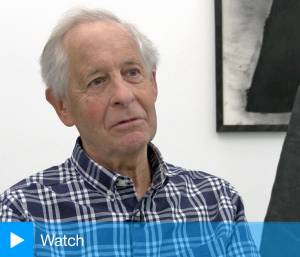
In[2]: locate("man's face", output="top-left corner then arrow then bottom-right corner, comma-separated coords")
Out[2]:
51,21 -> 157,160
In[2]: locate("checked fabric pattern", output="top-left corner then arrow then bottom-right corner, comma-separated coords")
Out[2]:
0,138 -> 259,256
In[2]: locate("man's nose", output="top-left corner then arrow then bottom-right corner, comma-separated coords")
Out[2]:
109,76 -> 135,107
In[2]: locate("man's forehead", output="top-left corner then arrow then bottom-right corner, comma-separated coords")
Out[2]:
62,20 -> 144,79
63,20 -> 133,49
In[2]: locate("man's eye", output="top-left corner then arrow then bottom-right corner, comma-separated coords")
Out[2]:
126,68 -> 141,77
88,77 -> 106,87
124,68 -> 143,82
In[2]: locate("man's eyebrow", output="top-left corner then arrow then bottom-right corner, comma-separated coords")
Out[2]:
123,60 -> 143,66
80,59 -> 144,80
86,69 -> 102,77
80,68 -> 103,82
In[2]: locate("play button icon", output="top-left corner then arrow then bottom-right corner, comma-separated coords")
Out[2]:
10,232 -> 24,248
0,222 -> 33,257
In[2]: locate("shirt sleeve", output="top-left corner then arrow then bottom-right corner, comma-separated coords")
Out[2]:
226,186 -> 261,257
0,191 -> 27,221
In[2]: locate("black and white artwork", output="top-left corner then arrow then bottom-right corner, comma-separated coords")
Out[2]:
216,0 -> 300,131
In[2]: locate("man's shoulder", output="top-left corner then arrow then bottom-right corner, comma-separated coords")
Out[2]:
0,159 -> 77,205
165,163 -> 238,195
164,163 -> 245,221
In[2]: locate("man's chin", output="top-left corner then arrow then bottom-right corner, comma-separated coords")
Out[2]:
117,132 -> 150,153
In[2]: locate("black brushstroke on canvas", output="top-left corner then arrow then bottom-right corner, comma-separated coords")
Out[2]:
246,0 -> 300,113
260,86 -> 300,256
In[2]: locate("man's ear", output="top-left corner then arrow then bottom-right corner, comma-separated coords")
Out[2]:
45,88 -> 75,127
151,71 -> 158,101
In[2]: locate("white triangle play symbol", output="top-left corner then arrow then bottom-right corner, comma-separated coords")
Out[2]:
10,232 -> 24,248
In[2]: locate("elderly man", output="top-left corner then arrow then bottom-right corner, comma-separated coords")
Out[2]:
0,8 -> 258,256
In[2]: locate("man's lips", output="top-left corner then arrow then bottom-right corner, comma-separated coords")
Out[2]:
111,117 -> 145,129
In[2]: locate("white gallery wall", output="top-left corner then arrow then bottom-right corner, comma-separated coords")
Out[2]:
0,0 -> 285,221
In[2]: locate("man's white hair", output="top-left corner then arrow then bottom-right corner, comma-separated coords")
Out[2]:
40,8 -> 159,98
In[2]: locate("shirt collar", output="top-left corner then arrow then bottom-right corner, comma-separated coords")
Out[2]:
70,137 -> 168,194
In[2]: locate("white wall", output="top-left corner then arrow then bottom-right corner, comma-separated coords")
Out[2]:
0,0 -> 285,221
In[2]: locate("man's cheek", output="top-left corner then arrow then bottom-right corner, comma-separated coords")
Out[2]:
85,105 -> 102,120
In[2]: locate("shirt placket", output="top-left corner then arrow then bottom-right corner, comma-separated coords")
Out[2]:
115,178 -> 157,257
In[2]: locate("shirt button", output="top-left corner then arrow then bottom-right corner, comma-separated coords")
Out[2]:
135,211 -> 141,217
132,211 -> 143,221
117,180 -> 128,187
107,191 -> 114,201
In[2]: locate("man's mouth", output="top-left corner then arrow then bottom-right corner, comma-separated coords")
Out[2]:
112,117 -> 144,129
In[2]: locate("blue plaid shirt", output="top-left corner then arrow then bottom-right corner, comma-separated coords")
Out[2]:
0,138 -> 259,256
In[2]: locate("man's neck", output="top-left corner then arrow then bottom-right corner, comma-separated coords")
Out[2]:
117,157 -> 151,199
84,143 -> 152,199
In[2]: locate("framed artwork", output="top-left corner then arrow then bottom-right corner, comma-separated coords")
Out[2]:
215,0 -> 300,132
